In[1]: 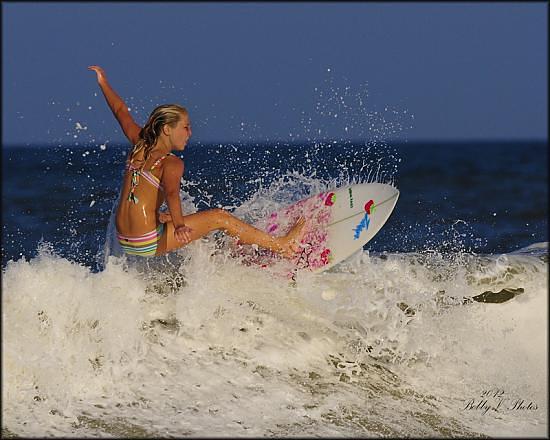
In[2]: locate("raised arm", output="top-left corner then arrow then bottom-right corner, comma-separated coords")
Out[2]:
88,66 -> 141,145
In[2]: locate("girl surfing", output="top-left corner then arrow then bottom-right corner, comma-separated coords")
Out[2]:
88,66 -> 305,258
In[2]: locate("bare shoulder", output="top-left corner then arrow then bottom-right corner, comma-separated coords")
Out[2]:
165,154 -> 184,168
162,154 -> 184,177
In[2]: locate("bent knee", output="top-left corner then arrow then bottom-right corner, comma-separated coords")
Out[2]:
211,208 -> 228,216
210,208 -> 232,227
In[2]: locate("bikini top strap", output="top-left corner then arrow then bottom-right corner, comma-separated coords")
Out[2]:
125,153 -> 175,204
149,153 -> 175,171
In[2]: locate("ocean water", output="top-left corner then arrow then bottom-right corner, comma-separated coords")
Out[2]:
2,140 -> 548,437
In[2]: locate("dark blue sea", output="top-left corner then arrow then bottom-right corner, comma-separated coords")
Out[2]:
2,140 -> 548,437
2,141 -> 547,267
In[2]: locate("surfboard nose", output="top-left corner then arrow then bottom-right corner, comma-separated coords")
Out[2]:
358,183 -> 399,210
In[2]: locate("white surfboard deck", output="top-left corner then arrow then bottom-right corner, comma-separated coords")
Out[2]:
240,183 -> 399,273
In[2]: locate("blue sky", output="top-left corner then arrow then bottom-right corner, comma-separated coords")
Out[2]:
2,2 -> 547,146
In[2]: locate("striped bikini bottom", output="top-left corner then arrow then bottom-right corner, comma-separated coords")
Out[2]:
116,224 -> 164,257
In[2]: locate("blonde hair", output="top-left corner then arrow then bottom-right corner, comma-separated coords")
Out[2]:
129,104 -> 189,166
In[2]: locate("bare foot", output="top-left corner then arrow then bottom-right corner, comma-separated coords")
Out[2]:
280,217 -> 307,259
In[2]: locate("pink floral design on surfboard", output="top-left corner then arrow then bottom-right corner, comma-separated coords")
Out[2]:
245,191 -> 334,271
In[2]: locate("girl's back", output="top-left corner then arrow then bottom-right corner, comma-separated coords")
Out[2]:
115,151 -> 171,236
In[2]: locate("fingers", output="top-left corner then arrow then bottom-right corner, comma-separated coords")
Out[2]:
88,66 -> 106,81
175,226 -> 193,244
181,231 -> 191,243
175,229 -> 184,242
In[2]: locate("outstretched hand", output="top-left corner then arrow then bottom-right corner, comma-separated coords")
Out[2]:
88,65 -> 107,83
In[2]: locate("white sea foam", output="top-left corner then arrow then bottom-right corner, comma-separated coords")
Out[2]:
3,244 -> 547,437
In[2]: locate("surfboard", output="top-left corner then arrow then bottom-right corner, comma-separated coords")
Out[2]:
236,183 -> 399,273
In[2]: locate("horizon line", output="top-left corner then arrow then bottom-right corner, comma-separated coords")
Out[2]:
2,138 -> 548,149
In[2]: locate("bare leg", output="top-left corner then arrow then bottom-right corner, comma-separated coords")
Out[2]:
158,208 -> 306,258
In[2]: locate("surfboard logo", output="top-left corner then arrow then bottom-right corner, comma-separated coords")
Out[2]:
353,199 -> 375,240
364,199 -> 376,214
324,192 -> 336,206
353,214 -> 370,240
348,187 -> 354,208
